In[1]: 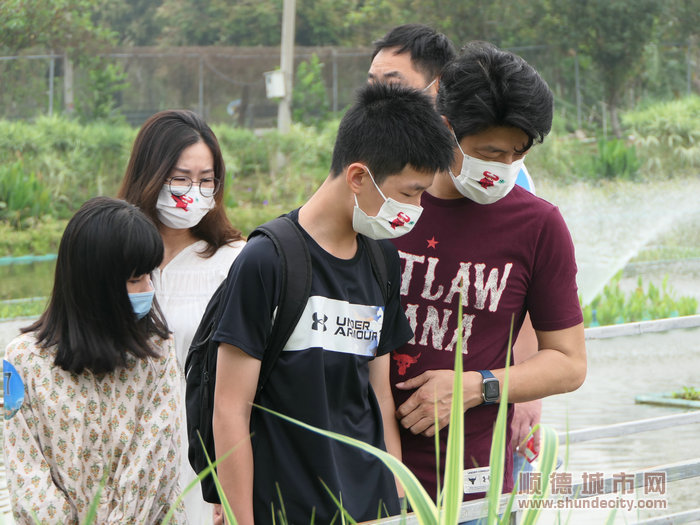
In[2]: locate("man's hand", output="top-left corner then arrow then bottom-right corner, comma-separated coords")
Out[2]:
510,399 -> 541,458
394,370 -> 482,437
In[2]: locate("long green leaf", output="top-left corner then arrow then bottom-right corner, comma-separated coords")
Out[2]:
499,424 -> 539,525
485,315 -> 515,524
434,400 -> 442,510
256,404 -> 438,525
198,432 -> 239,525
440,299 -> 465,525
319,478 -> 358,524
519,423 -> 560,525
160,433 -> 239,525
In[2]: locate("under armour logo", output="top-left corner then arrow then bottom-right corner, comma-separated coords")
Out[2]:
311,312 -> 328,331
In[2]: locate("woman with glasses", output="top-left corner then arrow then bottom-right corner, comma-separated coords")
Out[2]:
118,110 -> 245,524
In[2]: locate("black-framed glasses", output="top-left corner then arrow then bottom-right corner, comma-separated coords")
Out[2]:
166,175 -> 220,197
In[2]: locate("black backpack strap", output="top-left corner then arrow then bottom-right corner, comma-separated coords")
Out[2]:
250,216 -> 312,393
361,236 -> 390,305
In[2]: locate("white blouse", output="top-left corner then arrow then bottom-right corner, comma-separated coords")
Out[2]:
151,238 -> 244,524
152,239 -> 245,368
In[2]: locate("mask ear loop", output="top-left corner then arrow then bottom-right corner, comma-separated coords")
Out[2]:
362,166 -> 389,202
422,78 -> 437,92
449,127 -> 468,157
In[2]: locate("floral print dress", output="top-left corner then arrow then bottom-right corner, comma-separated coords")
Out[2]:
2,332 -> 186,524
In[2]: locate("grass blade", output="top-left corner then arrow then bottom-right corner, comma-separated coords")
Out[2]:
319,478 -> 358,524
160,432 -> 239,525
520,423 -> 559,525
439,299 -> 465,525
484,315 -> 515,524
197,432 -> 238,525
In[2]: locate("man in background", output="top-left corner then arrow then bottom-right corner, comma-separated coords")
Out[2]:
369,24 -> 544,489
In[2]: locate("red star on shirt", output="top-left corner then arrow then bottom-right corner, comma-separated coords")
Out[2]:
426,236 -> 439,249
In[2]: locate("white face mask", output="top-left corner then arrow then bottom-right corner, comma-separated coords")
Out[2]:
156,185 -> 215,229
449,131 -> 525,204
352,166 -> 423,240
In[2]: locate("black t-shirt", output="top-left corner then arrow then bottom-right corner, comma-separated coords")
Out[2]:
213,210 -> 412,524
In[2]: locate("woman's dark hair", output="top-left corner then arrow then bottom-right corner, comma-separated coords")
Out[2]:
23,197 -> 170,374
118,109 -> 243,257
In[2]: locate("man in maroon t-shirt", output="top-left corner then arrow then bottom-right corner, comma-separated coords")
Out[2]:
387,41 -> 587,504
369,24 -> 547,495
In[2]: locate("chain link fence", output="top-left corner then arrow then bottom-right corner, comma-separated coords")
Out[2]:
1,46 -> 375,127
1,44 -> 697,128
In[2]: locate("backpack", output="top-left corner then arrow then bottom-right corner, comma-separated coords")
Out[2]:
184,215 -> 390,503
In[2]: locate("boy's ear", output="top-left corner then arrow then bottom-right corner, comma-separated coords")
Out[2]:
345,163 -> 368,195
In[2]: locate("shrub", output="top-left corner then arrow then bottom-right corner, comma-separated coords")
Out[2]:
0,161 -> 53,226
582,272 -> 698,327
292,53 -> 332,128
0,216 -> 67,256
0,116 -> 135,220
623,95 -> 700,176
593,138 -> 640,180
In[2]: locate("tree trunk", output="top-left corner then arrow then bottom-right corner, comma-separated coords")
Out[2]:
607,91 -> 623,139
63,54 -> 74,115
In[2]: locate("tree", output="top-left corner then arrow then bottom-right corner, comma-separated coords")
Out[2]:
292,53 -> 331,126
0,0 -> 115,55
551,0 -> 662,138
96,0 -> 165,46
661,0 -> 700,93
0,0 -> 124,119
155,0 -> 361,47
156,0 -> 283,46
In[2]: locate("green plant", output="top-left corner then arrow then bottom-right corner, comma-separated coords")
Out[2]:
292,53 -> 332,128
76,58 -> 130,123
0,297 -> 47,320
0,216 -> 67,256
255,312 -> 560,525
0,116 -> 135,220
0,161 -> 53,226
582,272 -> 698,327
623,95 -> 700,176
593,138 -> 640,180
672,386 -> 700,401
160,439 -> 240,525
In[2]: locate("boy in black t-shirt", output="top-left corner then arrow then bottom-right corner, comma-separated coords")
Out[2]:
211,82 -> 454,524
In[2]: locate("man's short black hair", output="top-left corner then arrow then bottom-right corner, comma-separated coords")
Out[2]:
371,24 -> 456,82
437,41 -> 554,151
330,82 -> 454,183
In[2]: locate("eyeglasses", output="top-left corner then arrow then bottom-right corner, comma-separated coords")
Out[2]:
166,175 -> 220,197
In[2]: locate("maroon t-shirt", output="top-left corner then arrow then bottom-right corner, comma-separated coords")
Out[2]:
390,186 -> 583,501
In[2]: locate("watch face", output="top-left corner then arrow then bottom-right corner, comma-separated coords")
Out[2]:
484,379 -> 499,401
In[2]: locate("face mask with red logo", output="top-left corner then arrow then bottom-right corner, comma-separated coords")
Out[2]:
155,185 -> 215,229
448,131 -> 525,205
352,166 -> 423,240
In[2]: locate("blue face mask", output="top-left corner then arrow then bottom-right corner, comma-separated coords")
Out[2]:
129,290 -> 154,320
